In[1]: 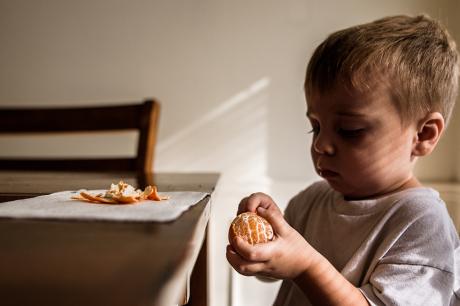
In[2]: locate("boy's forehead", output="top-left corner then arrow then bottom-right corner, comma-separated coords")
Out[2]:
306,85 -> 393,114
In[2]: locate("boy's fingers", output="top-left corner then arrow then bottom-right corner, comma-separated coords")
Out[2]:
226,244 -> 252,274
226,244 -> 237,255
237,196 -> 249,215
226,244 -> 241,262
245,192 -> 276,212
226,244 -> 267,276
238,193 -> 263,214
257,206 -> 289,236
236,262 -> 267,276
226,245 -> 244,269
232,237 -> 273,262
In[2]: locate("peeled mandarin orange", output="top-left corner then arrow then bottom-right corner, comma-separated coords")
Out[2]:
229,212 -> 274,245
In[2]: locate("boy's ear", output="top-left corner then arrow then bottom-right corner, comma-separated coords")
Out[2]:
412,112 -> 445,157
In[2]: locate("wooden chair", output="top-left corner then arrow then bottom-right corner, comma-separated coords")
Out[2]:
0,99 -> 160,173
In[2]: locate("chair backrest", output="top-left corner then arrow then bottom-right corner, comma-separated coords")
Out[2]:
0,99 -> 160,173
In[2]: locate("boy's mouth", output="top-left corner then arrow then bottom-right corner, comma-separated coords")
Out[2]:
318,169 -> 339,178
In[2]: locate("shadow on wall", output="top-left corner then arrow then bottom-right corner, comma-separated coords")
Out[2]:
155,77 -> 271,181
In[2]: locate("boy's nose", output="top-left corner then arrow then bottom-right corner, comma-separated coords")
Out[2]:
313,133 -> 335,155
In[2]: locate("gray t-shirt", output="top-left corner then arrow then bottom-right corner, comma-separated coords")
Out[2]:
273,180 -> 460,306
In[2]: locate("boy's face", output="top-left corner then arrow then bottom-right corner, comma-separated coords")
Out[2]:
307,85 -> 419,199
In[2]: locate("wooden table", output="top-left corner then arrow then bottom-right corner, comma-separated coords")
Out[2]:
0,171 -> 219,306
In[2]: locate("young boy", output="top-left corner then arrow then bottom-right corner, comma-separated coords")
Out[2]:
227,15 -> 460,305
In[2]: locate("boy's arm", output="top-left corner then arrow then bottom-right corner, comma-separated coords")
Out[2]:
293,250 -> 370,306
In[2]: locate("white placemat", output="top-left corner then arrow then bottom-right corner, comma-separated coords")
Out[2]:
0,190 -> 208,222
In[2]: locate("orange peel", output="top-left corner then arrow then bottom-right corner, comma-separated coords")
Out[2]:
71,181 -> 168,205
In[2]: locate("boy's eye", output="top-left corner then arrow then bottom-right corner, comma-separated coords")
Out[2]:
308,123 -> 319,135
338,128 -> 365,138
308,127 -> 319,134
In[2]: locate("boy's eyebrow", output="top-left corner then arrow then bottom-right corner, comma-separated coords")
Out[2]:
306,110 -> 368,117
336,111 -> 367,117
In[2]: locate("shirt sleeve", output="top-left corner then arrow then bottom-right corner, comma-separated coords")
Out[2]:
359,197 -> 459,306
360,263 -> 455,305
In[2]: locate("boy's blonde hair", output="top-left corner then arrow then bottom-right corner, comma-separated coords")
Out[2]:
305,15 -> 460,125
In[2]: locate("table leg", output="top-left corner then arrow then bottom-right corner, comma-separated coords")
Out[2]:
186,227 -> 208,306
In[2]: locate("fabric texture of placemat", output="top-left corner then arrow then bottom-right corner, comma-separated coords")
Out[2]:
0,190 -> 208,222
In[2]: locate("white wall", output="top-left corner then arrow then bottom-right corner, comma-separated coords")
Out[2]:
1,1 -> 459,306
451,0 -> 460,181
1,0 -> 458,179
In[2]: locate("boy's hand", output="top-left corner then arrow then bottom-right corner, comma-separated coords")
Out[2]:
227,196 -> 318,280
228,193 -> 369,305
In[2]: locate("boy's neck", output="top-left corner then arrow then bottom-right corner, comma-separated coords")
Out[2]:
343,176 -> 422,201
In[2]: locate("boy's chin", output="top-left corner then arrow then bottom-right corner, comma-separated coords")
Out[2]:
324,180 -> 370,200
324,179 -> 346,194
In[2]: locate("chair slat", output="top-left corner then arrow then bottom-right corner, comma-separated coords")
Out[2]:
0,103 -> 145,132
0,99 -> 160,173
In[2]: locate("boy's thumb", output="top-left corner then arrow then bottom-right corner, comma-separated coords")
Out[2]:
257,206 -> 287,236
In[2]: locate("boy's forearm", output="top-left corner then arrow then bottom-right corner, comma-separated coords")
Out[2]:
294,252 -> 369,306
